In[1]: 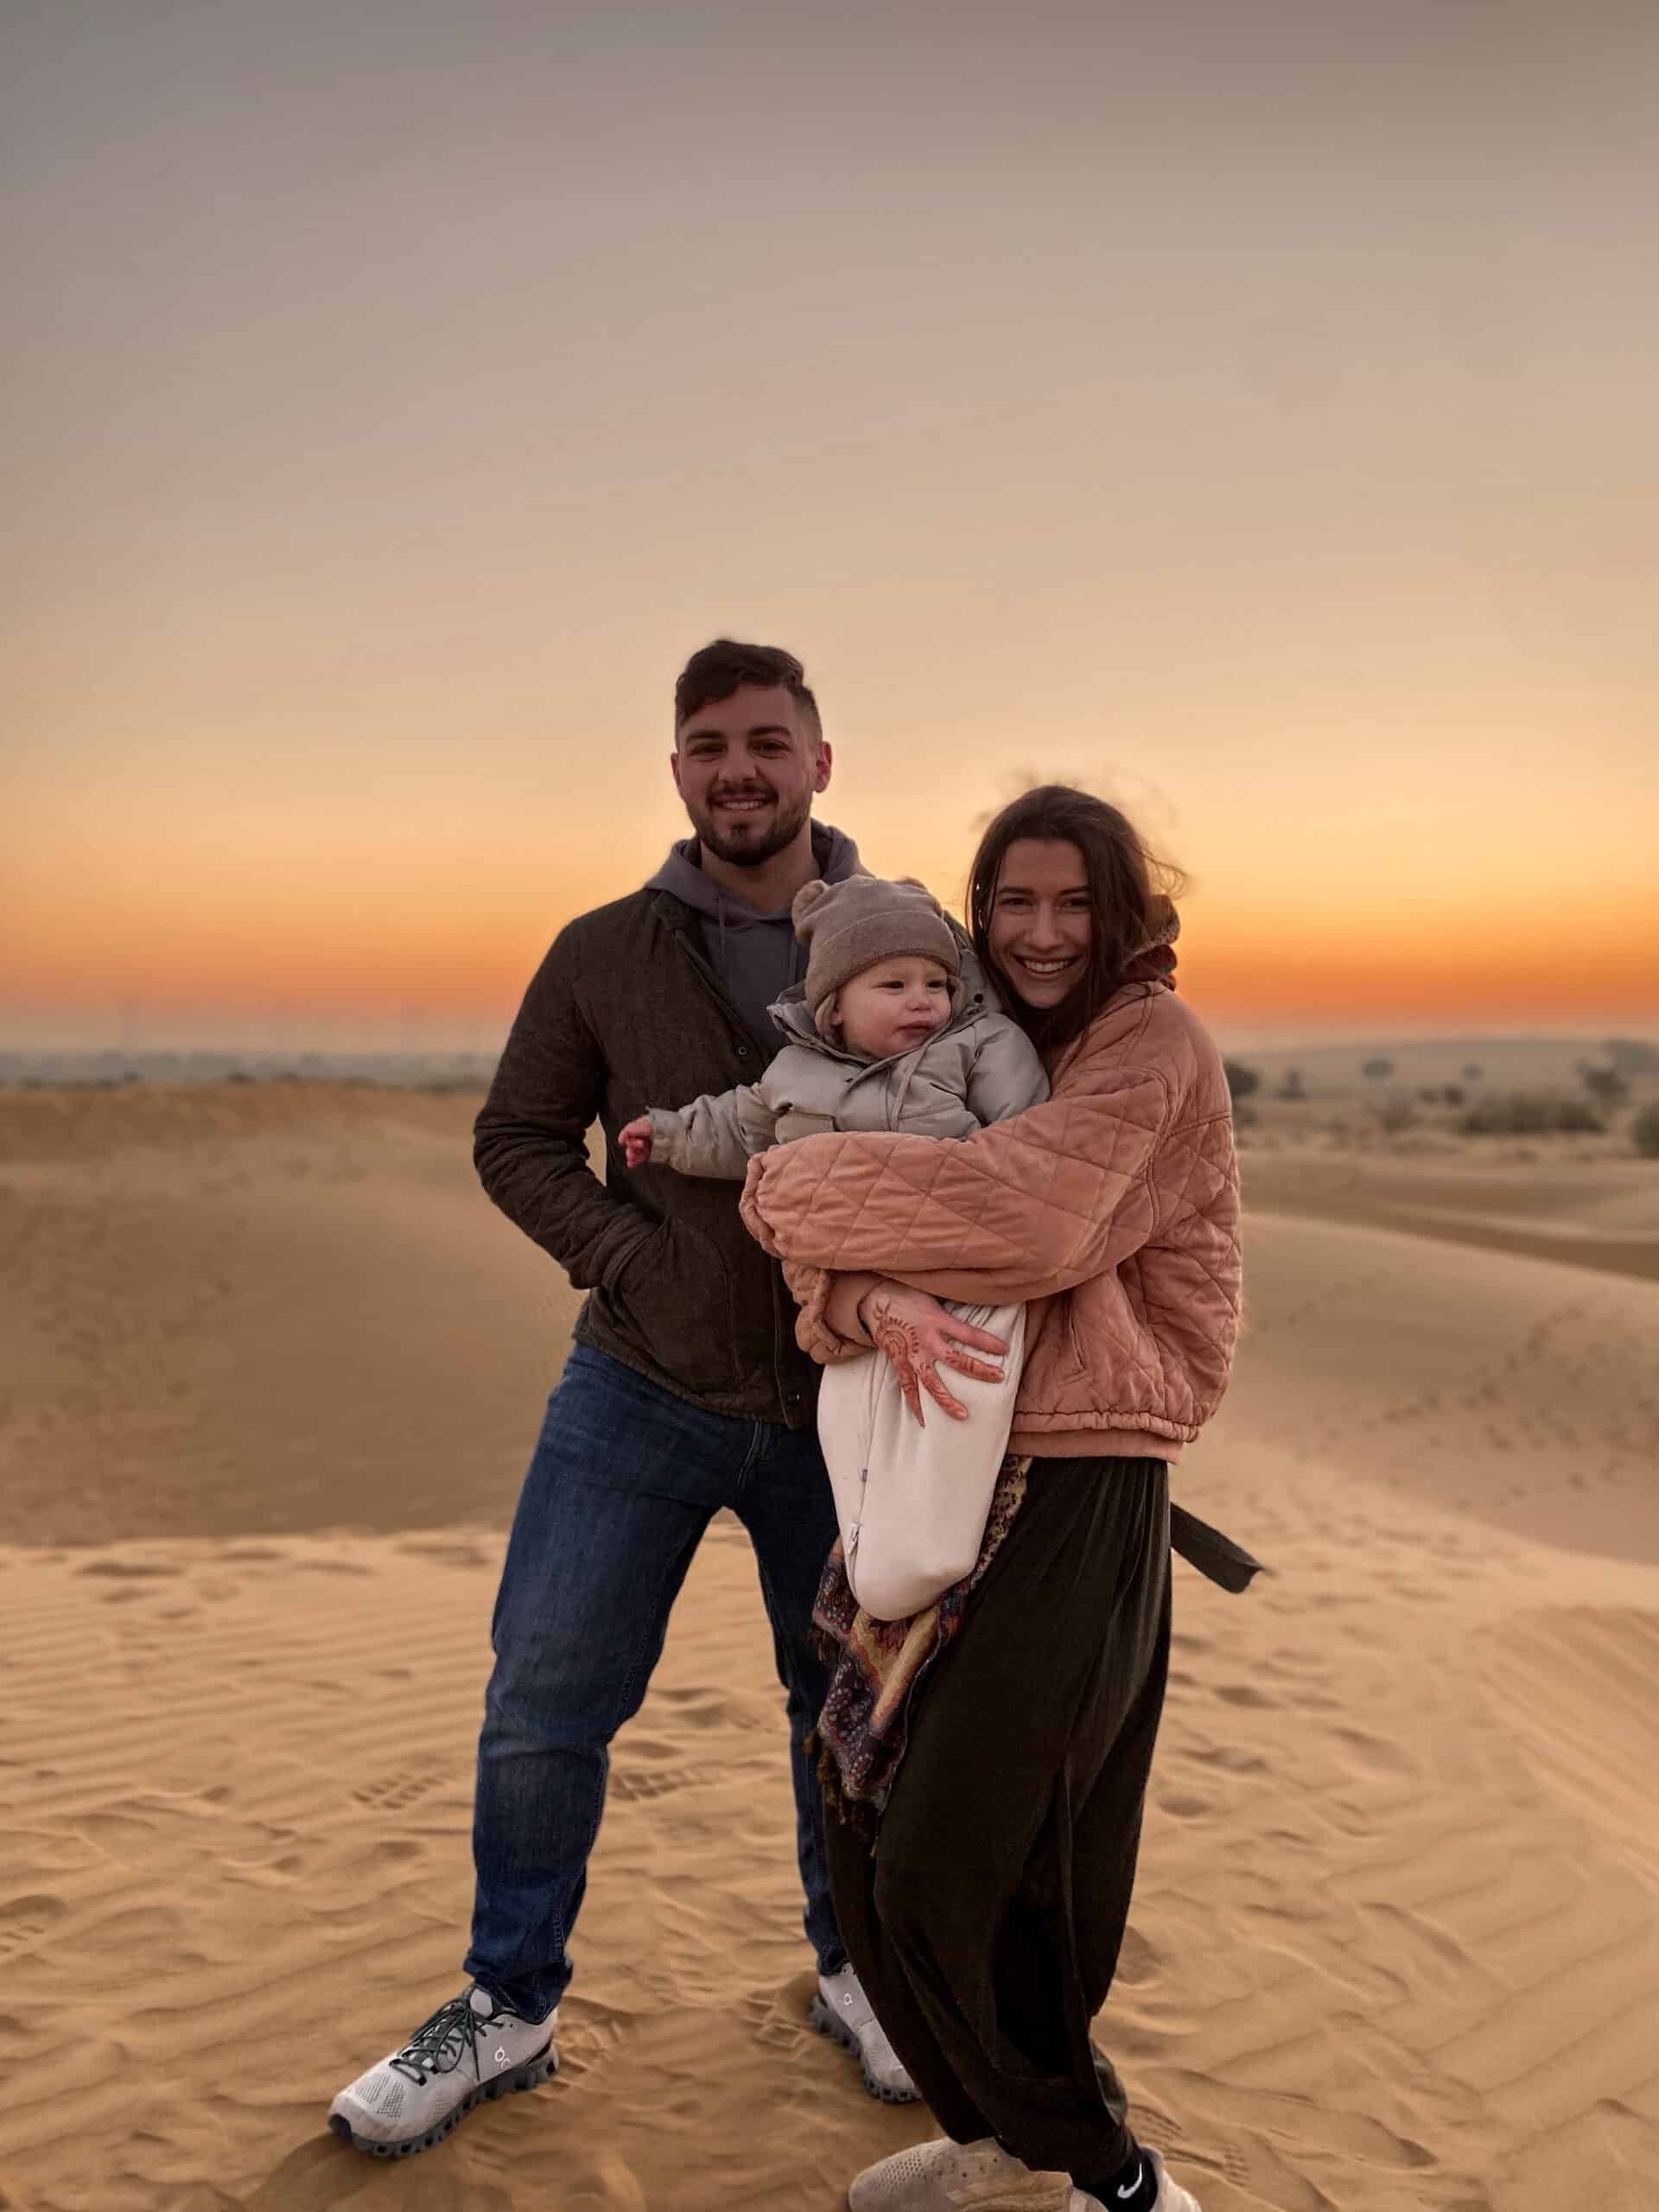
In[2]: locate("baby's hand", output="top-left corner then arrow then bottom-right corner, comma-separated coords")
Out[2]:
619,1115 -> 654,1168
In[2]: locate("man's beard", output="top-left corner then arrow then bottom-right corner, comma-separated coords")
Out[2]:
690,787 -> 813,869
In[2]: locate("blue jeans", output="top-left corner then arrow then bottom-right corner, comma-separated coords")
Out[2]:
464,1343 -> 846,2021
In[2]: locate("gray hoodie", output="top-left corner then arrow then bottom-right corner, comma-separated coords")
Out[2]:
645,821 -> 861,1051
646,947 -> 1050,1179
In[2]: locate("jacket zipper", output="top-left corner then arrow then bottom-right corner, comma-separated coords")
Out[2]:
659,908 -> 804,1425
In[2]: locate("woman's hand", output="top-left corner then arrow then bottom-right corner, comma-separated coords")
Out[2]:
619,1116 -> 653,1168
859,1284 -> 1009,1428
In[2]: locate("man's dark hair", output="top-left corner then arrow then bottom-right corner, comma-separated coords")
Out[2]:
674,639 -> 821,744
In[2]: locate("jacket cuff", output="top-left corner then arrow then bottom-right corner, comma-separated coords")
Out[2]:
739,1152 -> 781,1252
647,1107 -> 689,1170
784,1261 -> 869,1365
822,1270 -> 880,1347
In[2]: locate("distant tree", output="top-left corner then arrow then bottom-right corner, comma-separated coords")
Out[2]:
1222,1059 -> 1261,1102
1443,1084 -> 1465,1106
1634,1102 -> 1659,1158
1277,1068 -> 1306,1103
1461,1063 -> 1483,1082
1361,1057 -> 1395,1080
1578,1061 -> 1630,1108
1606,1038 -> 1659,1077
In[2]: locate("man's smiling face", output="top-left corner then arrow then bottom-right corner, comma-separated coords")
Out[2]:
671,683 -> 833,868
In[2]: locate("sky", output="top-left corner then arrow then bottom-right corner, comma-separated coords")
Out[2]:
6,0 -> 1657,1053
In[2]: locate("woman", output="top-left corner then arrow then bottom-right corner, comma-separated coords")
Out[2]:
740,786 -> 1250,2212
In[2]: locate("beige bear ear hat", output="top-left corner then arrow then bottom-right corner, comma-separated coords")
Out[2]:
791,875 -> 962,1022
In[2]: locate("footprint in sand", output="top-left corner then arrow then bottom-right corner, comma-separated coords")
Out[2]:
1156,1790 -> 1212,1821
1212,1682 -> 1278,1710
397,1538 -> 493,1570
351,1766 -> 446,1814
75,1558 -> 181,1579
609,1764 -> 696,1804
740,1978 -> 817,2055
551,1996 -> 638,2082
191,1576 -> 242,1604
1330,1727 -> 1418,1782
651,1685 -> 741,1731
1183,1740 -> 1267,1776
0,1894 -> 67,1961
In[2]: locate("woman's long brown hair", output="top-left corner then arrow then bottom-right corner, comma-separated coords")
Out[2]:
967,784 -> 1184,1055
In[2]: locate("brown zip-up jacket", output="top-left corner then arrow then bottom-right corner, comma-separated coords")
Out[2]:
474,887 -> 820,1427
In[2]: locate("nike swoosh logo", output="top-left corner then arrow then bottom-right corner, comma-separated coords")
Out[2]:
1116,2166 -> 1144,2202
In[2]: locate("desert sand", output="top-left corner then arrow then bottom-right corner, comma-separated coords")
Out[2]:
2,1083 -> 1657,2211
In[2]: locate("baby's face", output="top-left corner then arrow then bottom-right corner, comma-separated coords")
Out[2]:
830,957 -> 954,1060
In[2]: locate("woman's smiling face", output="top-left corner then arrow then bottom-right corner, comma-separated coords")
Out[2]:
988,837 -> 1093,1009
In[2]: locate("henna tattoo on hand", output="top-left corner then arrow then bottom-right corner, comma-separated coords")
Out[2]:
869,1310 -> 929,1427
866,1291 -> 970,1427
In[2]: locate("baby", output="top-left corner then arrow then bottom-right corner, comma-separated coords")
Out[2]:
619,874 -> 1047,1619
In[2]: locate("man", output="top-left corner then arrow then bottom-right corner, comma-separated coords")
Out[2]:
329,640 -> 915,2158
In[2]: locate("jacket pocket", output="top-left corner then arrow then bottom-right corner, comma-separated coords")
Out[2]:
611,1217 -> 740,1395
1058,1288 -> 1091,1383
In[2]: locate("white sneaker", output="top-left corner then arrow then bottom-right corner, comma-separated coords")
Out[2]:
811,1964 -> 919,2103
847,2134 -> 1066,2209
1067,2147 -> 1204,2212
327,1985 -> 557,2158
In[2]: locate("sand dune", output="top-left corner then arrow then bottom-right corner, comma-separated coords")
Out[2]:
3,1085 -> 1657,2210
1203,1208 -> 1659,1564
1239,1148 -> 1659,1286
0,1084 -> 571,1544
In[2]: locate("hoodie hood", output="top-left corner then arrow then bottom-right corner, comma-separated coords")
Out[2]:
645,821 -> 862,1050
648,820 -> 861,923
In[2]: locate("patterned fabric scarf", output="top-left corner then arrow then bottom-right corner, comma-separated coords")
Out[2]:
810,1453 -> 1033,1836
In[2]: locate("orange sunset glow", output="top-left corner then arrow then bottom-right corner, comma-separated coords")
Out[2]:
8,4 -> 1657,1056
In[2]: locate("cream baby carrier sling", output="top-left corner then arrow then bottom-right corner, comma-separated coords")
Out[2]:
817,1299 -> 1026,1621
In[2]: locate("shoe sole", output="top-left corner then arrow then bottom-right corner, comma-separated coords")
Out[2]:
809,1995 -> 919,2104
328,2041 -> 558,2158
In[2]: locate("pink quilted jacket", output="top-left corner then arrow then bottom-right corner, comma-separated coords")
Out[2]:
739,978 -> 1241,1461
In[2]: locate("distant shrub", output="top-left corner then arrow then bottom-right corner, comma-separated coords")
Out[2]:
1277,1068 -> 1306,1103
1578,1061 -> 1630,1108
1361,1057 -> 1395,1080
1635,1102 -> 1659,1158
1461,1063 -> 1483,1082
1462,1091 -> 1605,1136
1374,1092 -> 1418,1134
1223,1059 -> 1261,1102
1232,1102 -> 1259,1129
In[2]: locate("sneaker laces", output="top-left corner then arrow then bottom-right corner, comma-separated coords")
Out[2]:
389,1992 -> 495,2085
